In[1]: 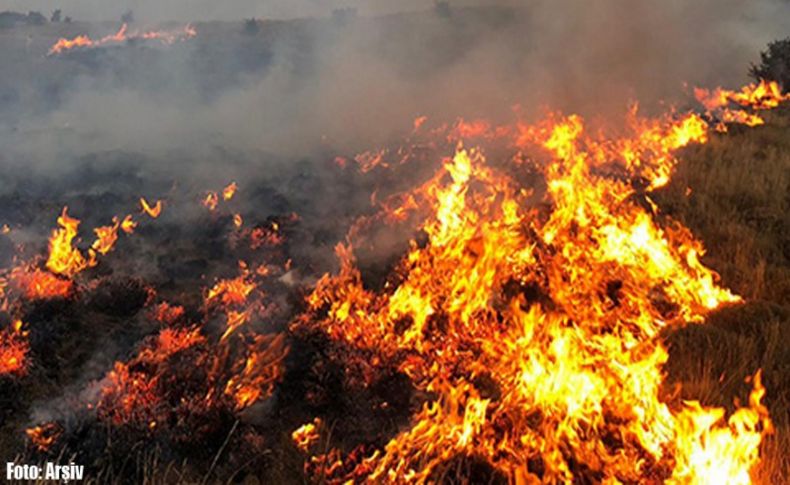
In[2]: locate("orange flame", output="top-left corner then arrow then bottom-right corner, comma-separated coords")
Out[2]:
206,272 -> 256,307
292,418 -> 322,452
120,215 -> 137,234
694,80 -> 790,129
11,266 -> 72,300
223,182 -> 238,201
140,197 -> 163,218
46,207 -> 94,277
91,217 -> 120,255
0,320 -> 29,376
49,23 -> 196,56
297,82 -> 786,483
224,333 -> 288,410
25,423 -> 63,452
203,192 -> 219,211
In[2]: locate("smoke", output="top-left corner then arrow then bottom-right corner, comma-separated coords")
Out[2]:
0,0 -> 788,178
1,0 -> 440,22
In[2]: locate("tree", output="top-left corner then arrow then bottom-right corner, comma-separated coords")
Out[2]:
243,18 -> 260,35
26,11 -> 46,25
51,9 -> 61,23
750,37 -> 790,89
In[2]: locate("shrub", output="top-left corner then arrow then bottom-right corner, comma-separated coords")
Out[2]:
750,37 -> 790,89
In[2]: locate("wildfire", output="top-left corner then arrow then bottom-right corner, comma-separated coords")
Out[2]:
140,197 -> 163,218
203,192 -> 219,211
120,215 -> 137,234
292,418 -> 322,452
293,83 -> 785,483
46,207 -> 94,277
224,333 -> 288,410
0,320 -> 28,376
223,182 -> 238,201
2,79 -> 785,483
45,207 -> 136,278
91,217 -> 121,255
694,79 -> 789,129
203,182 -> 239,212
48,23 -> 197,56
11,267 -> 72,300
206,271 -> 256,307
25,423 -> 63,452
151,302 -> 186,325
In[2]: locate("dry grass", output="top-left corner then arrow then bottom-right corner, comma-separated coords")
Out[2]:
657,107 -> 790,484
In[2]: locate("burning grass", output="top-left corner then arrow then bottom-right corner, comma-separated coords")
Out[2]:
48,23 -> 197,56
0,82 -> 788,484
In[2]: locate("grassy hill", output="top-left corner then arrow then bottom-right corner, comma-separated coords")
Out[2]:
658,108 -> 790,484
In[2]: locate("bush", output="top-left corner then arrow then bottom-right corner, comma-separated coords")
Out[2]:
243,18 -> 260,35
750,37 -> 790,89
28,11 -> 46,25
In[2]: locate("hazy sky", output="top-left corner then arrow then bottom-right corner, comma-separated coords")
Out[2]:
0,0 -> 454,21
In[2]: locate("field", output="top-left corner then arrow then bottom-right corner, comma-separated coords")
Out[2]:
659,110 -> 790,484
0,6 -> 789,484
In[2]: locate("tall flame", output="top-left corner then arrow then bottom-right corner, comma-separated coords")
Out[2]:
296,83 -> 784,483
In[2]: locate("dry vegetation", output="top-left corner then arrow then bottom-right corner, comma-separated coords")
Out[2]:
658,107 -> 790,484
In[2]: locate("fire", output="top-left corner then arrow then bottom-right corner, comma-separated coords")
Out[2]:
0,320 -> 28,376
45,208 -> 135,279
292,418 -> 322,452
120,215 -> 137,234
140,197 -> 163,218
203,192 -> 219,211
46,207 -> 94,277
49,23 -> 197,56
93,315 -> 287,430
223,182 -> 238,201
2,79 -> 784,481
694,79 -> 790,129
206,271 -> 256,307
25,423 -> 63,452
294,84 -> 784,483
91,217 -> 121,255
150,302 -> 185,325
224,333 -> 288,410
203,182 -> 238,211
11,267 -> 72,300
